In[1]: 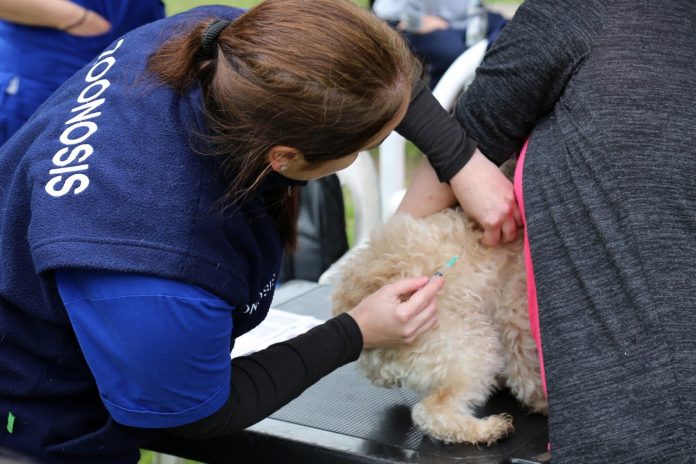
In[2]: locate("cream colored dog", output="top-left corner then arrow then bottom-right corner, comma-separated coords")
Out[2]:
331,208 -> 547,445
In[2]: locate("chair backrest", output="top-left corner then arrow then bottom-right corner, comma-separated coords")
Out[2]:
432,39 -> 488,110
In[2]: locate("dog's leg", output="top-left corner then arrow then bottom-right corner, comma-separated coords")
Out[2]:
492,254 -> 549,415
497,308 -> 548,414
501,349 -> 548,414
411,387 -> 514,445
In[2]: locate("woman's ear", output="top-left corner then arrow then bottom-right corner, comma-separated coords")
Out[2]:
268,145 -> 302,173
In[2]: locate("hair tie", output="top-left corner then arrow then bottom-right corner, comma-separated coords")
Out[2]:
202,19 -> 233,59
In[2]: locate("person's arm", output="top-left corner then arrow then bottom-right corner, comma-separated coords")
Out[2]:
395,80 -> 520,245
448,0 -> 602,244
397,0 -> 602,242
0,0 -> 110,35
454,0 -> 604,164
56,269 -> 442,438
396,149 -> 520,245
168,313 -> 362,438
396,157 -> 457,218
396,80 -> 478,184
169,276 -> 443,438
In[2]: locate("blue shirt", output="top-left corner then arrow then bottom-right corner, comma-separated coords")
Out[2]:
0,0 -> 165,87
55,270 -> 235,428
0,1 -> 165,143
0,6 -> 295,463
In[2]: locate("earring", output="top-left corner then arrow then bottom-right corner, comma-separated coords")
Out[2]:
279,164 -> 288,172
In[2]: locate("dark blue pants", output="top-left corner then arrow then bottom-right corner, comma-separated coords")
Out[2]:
403,12 -> 508,90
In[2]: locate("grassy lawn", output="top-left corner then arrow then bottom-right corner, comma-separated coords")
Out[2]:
165,0 -> 260,14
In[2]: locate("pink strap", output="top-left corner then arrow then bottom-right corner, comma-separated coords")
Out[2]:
513,141 -> 548,397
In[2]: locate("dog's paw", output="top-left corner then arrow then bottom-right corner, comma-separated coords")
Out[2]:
412,402 -> 514,445
372,377 -> 401,388
474,413 -> 515,446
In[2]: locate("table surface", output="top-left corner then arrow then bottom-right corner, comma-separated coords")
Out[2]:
156,281 -> 549,464
245,281 -> 549,464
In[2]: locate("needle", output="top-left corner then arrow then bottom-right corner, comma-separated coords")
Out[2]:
432,254 -> 459,278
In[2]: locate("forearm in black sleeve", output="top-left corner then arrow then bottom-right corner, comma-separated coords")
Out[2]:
396,79 -> 478,182
167,312 -> 362,439
455,0 -> 604,164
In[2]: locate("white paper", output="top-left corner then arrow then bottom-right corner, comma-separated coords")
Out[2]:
231,308 -> 324,358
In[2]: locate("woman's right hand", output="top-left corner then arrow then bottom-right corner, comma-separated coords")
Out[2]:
347,276 -> 444,349
449,149 -> 521,247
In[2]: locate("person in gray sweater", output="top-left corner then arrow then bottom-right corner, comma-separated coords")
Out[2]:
400,0 -> 696,462
372,0 -> 506,89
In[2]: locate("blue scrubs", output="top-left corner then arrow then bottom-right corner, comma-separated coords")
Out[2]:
55,270 -> 235,428
0,0 -> 165,145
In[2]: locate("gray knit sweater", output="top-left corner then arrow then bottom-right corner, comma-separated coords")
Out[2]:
456,0 -> 696,462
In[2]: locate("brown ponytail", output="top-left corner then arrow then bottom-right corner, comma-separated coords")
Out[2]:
148,0 -> 420,251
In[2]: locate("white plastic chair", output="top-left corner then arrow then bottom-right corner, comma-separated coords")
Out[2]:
318,39 -> 488,285
377,38 -> 489,221
151,454 -> 183,464
335,151 -> 381,247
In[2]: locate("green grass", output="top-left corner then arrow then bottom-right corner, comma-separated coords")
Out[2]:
164,0 -> 258,15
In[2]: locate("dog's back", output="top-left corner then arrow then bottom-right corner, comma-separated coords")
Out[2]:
331,208 -> 523,325
331,208 -> 546,445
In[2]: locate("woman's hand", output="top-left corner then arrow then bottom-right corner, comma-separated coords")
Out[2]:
398,15 -> 449,35
348,276 -> 444,349
449,149 -> 521,246
416,15 -> 449,34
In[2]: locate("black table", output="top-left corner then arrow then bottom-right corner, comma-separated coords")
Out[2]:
151,281 -> 549,464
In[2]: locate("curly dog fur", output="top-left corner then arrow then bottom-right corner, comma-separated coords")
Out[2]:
331,208 -> 547,445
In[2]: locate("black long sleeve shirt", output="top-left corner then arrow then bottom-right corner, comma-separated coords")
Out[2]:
169,313 -> 361,438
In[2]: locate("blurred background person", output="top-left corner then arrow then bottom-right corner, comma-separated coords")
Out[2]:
0,0 -> 164,145
372,0 -> 507,89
